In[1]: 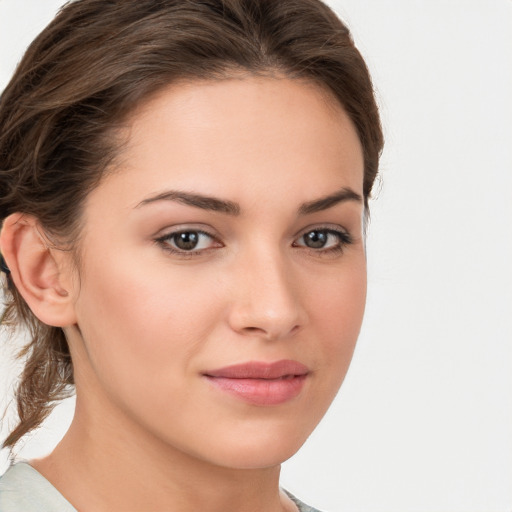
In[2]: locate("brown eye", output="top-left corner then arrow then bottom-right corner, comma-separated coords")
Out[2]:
157,229 -> 219,253
173,231 -> 200,251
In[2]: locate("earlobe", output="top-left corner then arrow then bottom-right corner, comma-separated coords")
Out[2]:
0,213 -> 77,327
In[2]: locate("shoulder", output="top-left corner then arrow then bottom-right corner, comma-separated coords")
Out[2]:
284,489 -> 326,512
0,462 -> 76,512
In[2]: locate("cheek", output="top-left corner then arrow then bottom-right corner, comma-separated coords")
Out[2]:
306,256 -> 367,374
72,255 -> 222,396
309,251 -> 366,327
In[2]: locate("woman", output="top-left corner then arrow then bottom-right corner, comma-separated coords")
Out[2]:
0,0 -> 383,510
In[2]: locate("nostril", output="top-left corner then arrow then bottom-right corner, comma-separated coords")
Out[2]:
290,325 -> 301,335
244,326 -> 264,333
240,323 -> 302,340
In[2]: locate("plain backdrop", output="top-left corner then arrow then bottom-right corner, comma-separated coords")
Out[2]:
1,1 -> 511,511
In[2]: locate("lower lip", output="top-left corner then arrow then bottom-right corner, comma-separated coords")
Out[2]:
205,375 -> 307,406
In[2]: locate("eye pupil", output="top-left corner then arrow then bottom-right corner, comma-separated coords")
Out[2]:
304,230 -> 328,248
174,232 -> 199,250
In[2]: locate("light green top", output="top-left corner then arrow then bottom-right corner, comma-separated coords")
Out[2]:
0,462 -> 322,511
0,462 -> 76,511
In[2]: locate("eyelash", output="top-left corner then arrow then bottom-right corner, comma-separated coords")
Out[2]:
292,228 -> 353,256
155,226 -> 353,257
155,229 -> 220,257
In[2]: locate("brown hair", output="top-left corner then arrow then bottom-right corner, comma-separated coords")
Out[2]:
0,0 -> 383,449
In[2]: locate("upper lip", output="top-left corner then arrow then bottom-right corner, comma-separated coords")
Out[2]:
204,360 -> 309,379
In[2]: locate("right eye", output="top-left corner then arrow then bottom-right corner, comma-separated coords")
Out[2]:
156,230 -> 220,254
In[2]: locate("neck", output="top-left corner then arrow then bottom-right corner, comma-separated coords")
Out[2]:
32,394 -> 293,512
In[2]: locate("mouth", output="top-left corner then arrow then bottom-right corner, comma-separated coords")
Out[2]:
203,360 -> 309,406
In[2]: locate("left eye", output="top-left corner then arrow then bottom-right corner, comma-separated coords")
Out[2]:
294,229 -> 349,250
158,230 -> 217,252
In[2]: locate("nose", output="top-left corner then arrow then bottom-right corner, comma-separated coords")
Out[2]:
227,250 -> 307,341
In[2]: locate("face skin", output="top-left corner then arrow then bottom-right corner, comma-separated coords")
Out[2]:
30,76 -> 366,511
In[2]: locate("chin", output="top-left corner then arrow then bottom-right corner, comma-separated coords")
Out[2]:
186,417 -> 317,470
206,442 -> 304,470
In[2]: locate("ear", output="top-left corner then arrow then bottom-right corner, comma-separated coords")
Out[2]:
0,213 -> 78,327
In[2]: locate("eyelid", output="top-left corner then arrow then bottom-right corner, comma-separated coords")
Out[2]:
293,223 -> 351,240
153,222 -> 217,238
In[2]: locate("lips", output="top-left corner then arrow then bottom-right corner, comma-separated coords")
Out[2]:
203,360 -> 309,406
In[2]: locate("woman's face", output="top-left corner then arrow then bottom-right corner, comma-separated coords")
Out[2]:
67,77 -> 366,469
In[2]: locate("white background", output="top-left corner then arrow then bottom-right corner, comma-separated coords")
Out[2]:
1,1 -> 511,511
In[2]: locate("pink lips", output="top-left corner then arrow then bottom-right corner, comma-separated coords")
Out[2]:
204,360 -> 309,406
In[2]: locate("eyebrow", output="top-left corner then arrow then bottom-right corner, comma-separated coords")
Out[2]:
136,186 -> 362,216
298,187 -> 363,215
136,190 -> 241,215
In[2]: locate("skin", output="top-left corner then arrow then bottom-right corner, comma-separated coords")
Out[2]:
1,77 -> 366,511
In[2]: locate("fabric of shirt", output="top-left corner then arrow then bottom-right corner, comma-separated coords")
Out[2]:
0,462 -> 323,512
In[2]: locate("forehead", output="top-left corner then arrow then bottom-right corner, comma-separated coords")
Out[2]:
100,77 -> 364,210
